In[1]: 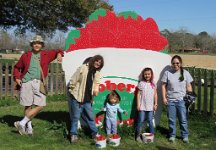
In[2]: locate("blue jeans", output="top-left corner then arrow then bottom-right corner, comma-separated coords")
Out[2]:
167,100 -> 188,138
106,118 -> 117,135
136,111 -> 154,134
69,98 -> 98,136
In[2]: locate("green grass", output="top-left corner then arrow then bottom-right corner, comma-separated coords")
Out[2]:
0,94 -> 66,107
0,97 -> 216,150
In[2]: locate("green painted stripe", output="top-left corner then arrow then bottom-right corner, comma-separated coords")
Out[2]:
65,30 -> 80,50
118,11 -> 138,19
88,8 -> 107,23
160,49 -> 169,54
103,76 -> 138,82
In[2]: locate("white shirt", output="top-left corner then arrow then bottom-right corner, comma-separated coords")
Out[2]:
138,81 -> 156,111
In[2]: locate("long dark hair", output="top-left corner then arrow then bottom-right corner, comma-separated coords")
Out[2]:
171,55 -> 184,82
83,57 -> 92,64
88,55 -> 104,71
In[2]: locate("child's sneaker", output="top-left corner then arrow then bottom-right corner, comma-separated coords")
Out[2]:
70,135 -> 78,143
183,137 -> 189,143
136,135 -> 142,143
26,127 -> 33,136
14,121 -> 26,135
107,134 -> 112,141
168,137 -> 175,143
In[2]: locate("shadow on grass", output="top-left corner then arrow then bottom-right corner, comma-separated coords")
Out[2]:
156,126 -> 181,139
156,146 -> 177,150
0,111 -> 71,131
0,111 -> 72,139
0,111 -> 70,125
35,111 -> 69,124
156,126 -> 169,137
0,111 -> 98,139
0,115 -> 22,127
0,115 -> 24,134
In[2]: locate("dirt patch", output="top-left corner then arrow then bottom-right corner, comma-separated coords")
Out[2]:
0,54 -> 21,60
170,54 -> 216,70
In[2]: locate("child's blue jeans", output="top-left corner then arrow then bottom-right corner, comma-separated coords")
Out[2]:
136,111 -> 154,135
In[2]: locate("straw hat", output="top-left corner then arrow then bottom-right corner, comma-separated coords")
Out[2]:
30,35 -> 44,44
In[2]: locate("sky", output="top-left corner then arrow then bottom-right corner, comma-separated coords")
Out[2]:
108,0 -> 216,35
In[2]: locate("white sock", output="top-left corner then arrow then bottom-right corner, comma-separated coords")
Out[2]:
20,116 -> 30,126
27,121 -> 33,129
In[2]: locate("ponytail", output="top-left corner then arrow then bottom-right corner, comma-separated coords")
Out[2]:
179,67 -> 184,81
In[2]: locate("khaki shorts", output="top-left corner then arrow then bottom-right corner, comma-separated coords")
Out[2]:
20,79 -> 46,106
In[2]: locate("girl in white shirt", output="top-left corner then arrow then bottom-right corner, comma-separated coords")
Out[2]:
135,67 -> 158,142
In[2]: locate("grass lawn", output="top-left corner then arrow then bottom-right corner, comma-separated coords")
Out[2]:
0,98 -> 215,150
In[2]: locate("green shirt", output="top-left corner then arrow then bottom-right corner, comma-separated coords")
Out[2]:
22,52 -> 41,83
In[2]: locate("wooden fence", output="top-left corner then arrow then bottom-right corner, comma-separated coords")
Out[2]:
186,67 -> 215,116
0,63 -> 66,98
0,62 -> 215,116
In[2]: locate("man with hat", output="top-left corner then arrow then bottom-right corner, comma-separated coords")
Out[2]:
13,35 -> 64,135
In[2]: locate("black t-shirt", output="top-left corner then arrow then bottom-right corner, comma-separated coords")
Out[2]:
83,69 -> 96,102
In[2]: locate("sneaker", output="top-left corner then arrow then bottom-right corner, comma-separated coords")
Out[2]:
14,121 -> 26,135
93,133 -> 101,142
107,134 -> 112,139
183,137 -> 189,143
26,127 -> 33,136
168,137 -> 175,143
71,135 -> 78,143
136,135 -> 142,143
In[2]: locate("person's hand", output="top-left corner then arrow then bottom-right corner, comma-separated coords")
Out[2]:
90,99 -> 94,104
163,98 -> 168,105
124,111 -> 128,115
153,104 -> 158,111
93,90 -> 99,96
15,79 -> 22,87
137,105 -> 140,111
57,53 -> 62,62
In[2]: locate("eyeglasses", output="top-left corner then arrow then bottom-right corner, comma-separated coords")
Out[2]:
172,62 -> 180,65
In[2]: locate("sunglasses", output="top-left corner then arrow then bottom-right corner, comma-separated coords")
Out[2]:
172,62 -> 180,65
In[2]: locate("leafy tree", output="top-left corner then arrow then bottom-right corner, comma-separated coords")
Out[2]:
196,31 -> 211,50
0,0 -> 113,35
198,31 -> 209,37
161,28 -> 216,54
0,30 -> 14,49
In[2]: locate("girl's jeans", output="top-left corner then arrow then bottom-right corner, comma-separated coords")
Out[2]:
136,111 -> 154,135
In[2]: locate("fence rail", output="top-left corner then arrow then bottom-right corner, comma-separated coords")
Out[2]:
0,63 -> 215,116
0,63 -> 66,98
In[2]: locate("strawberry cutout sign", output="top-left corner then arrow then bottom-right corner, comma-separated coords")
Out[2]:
65,9 -> 168,52
63,8 -> 171,127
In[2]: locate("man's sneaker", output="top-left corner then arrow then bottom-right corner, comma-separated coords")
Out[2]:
14,121 -> 26,135
26,127 -> 33,136
168,137 -> 175,143
183,137 -> 189,143
71,135 -> 78,143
